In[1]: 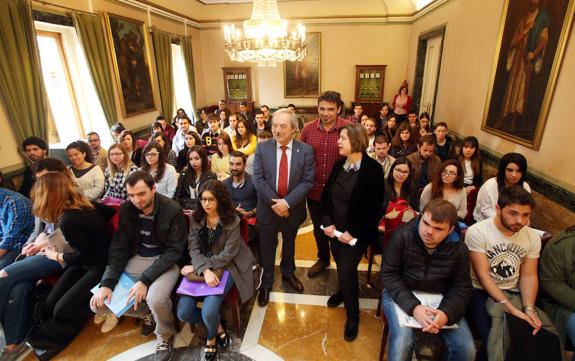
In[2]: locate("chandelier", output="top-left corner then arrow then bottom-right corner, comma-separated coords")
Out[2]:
223,0 -> 306,66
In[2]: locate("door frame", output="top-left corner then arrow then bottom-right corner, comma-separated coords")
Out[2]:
412,24 -> 446,126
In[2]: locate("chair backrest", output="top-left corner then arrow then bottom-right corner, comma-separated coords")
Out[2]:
464,187 -> 479,226
137,138 -> 148,150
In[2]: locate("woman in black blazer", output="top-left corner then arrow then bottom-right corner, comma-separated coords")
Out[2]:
320,123 -> 385,342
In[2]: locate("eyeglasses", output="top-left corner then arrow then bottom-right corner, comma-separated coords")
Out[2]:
109,152 -> 124,157
145,152 -> 160,158
200,197 -> 216,203
394,168 -> 410,176
441,170 -> 457,177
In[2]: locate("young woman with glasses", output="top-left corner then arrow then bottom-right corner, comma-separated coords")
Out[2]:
140,141 -> 177,198
419,159 -> 467,220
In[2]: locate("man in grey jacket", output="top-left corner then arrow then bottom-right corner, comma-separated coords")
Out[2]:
90,171 -> 187,361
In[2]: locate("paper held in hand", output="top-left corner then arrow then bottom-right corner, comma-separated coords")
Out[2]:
320,225 -> 358,246
90,273 -> 136,317
393,291 -> 459,329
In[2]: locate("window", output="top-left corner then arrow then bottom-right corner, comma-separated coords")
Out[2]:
35,22 -> 112,149
171,43 -> 195,122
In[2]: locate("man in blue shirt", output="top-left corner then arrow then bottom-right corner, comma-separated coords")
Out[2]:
0,187 -> 34,269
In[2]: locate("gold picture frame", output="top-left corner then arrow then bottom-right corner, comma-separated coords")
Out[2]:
105,13 -> 156,118
284,32 -> 321,98
481,0 -> 574,150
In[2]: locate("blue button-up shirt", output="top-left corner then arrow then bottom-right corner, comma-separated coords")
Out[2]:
0,188 -> 34,251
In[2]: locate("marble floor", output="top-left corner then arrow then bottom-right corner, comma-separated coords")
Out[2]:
20,226 -> 384,361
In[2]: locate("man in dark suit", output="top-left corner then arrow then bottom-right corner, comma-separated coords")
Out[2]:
253,108 -> 315,306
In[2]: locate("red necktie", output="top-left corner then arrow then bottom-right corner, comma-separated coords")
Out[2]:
278,145 -> 288,198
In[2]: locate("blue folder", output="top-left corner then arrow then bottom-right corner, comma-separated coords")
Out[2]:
91,273 -> 136,317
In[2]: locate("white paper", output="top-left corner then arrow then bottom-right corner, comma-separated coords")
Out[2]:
320,225 -> 358,246
392,291 -> 459,329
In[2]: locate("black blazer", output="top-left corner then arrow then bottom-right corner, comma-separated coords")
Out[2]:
320,153 -> 385,248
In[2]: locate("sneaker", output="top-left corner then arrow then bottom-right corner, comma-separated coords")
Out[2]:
100,313 -> 119,333
93,313 -> 106,325
151,337 -> 174,361
327,292 -> 343,308
0,343 -> 30,361
141,312 -> 156,337
307,259 -> 330,278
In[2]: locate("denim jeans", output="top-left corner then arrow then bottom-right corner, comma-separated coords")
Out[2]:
176,274 -> 235,340
0,255 -> 63,345
382,290 -> 476,361
0,249 -> 19,270
566,313 -> 575,361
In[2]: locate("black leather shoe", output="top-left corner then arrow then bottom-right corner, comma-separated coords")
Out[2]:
203,344 -> 217,361
282,275 -> 304,293
307,260 -> 330,278
258,288 -> 270,307
344,318 -> 359,342
327,292 -> 343,308
216,319 -> 232,348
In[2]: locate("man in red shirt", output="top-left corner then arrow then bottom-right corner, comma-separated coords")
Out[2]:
301,91 -> 350,277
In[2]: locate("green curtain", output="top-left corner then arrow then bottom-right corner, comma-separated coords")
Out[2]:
0,0 -> 48,149
73,12 -> 117,126
181,35 -> 197,113
151,29 -> 173,119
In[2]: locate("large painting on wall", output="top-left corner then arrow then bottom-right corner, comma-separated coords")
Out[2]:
482,0 -> 574,150
284,32 -> 321,98
105,13 -> 156,117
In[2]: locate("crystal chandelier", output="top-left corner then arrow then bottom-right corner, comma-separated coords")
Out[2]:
223,0 -> 306,67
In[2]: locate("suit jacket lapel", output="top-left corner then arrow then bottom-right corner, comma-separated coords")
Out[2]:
271,139 -> 278,190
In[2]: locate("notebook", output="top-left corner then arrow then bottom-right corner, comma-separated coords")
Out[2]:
176,270 -> 230,297
91,273 -> 136,317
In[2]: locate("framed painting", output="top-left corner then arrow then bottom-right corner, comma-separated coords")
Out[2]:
481,0 -> 575,150
284,32 -> 321,98
105,13 -> 156,117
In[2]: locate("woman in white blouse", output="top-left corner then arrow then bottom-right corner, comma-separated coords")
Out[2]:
419,159 -> 467,219
140,141 -> 177,198
66,141 -> 104,201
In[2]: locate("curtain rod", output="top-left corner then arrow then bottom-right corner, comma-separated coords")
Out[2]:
32,0 -> 96,16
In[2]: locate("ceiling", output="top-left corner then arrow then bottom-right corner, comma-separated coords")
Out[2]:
137,0 -> 440,23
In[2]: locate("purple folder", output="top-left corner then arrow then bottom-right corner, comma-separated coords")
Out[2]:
176,270 -> 230,297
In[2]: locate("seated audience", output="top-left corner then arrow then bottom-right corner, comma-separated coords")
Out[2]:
66,141 -> 105,201
120,130 -> 143,167
223,151 -> 258,255
253,110 -> 270,136
245,130 -> 272,175
172,116 -> 195,155
466,186 -> 558,361
418,112 -> 432,138
433,122 -> 456,162
0,173 -> 102,360
215,100 -> 231,126
201,114 -> 221,157
141,142 -> 178,198
407,135 -> 442,191
177,180 -> 254,361
156,115 -> 175,141
419,159 -> 467,220
19,136 -> 49,197
473,152 -> 531,222
380,114 -> 398,141
150,132 -> 177,167
223,112 -> 238,138
381,199 -> 475,361
239,102 -> 253,123
172,108 -> 188,130
87,132 -> 108,170
407,111 -> 418,130
376,103 -> 391,131
370,134 -> 395,178
90,171 -> 187,361
347,104 -> 363,124
0,186 -> 34,270
389,122 -> 417,158
110,122 -> 126,143
287,103 -> 305,131
151,121 -> 163,137
175,146 -> 216,211
379,157 -> 418,246
232,117 -> 257,156
211,132 -> 233,180
363,117 -> 377,154
33,157 -> 72,179
176,130 -> 202,173
457,136 -> 483,193
218,109 -> 229,130
321,124 -> 384,341
260,104 -> 271,124
195,108 -> 209,135
102,143 -> 139,201
540,225 -> 575,360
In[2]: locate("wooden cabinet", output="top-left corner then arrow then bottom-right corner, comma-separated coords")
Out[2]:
223,67 -> 252,101
354,65 -> 386,102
